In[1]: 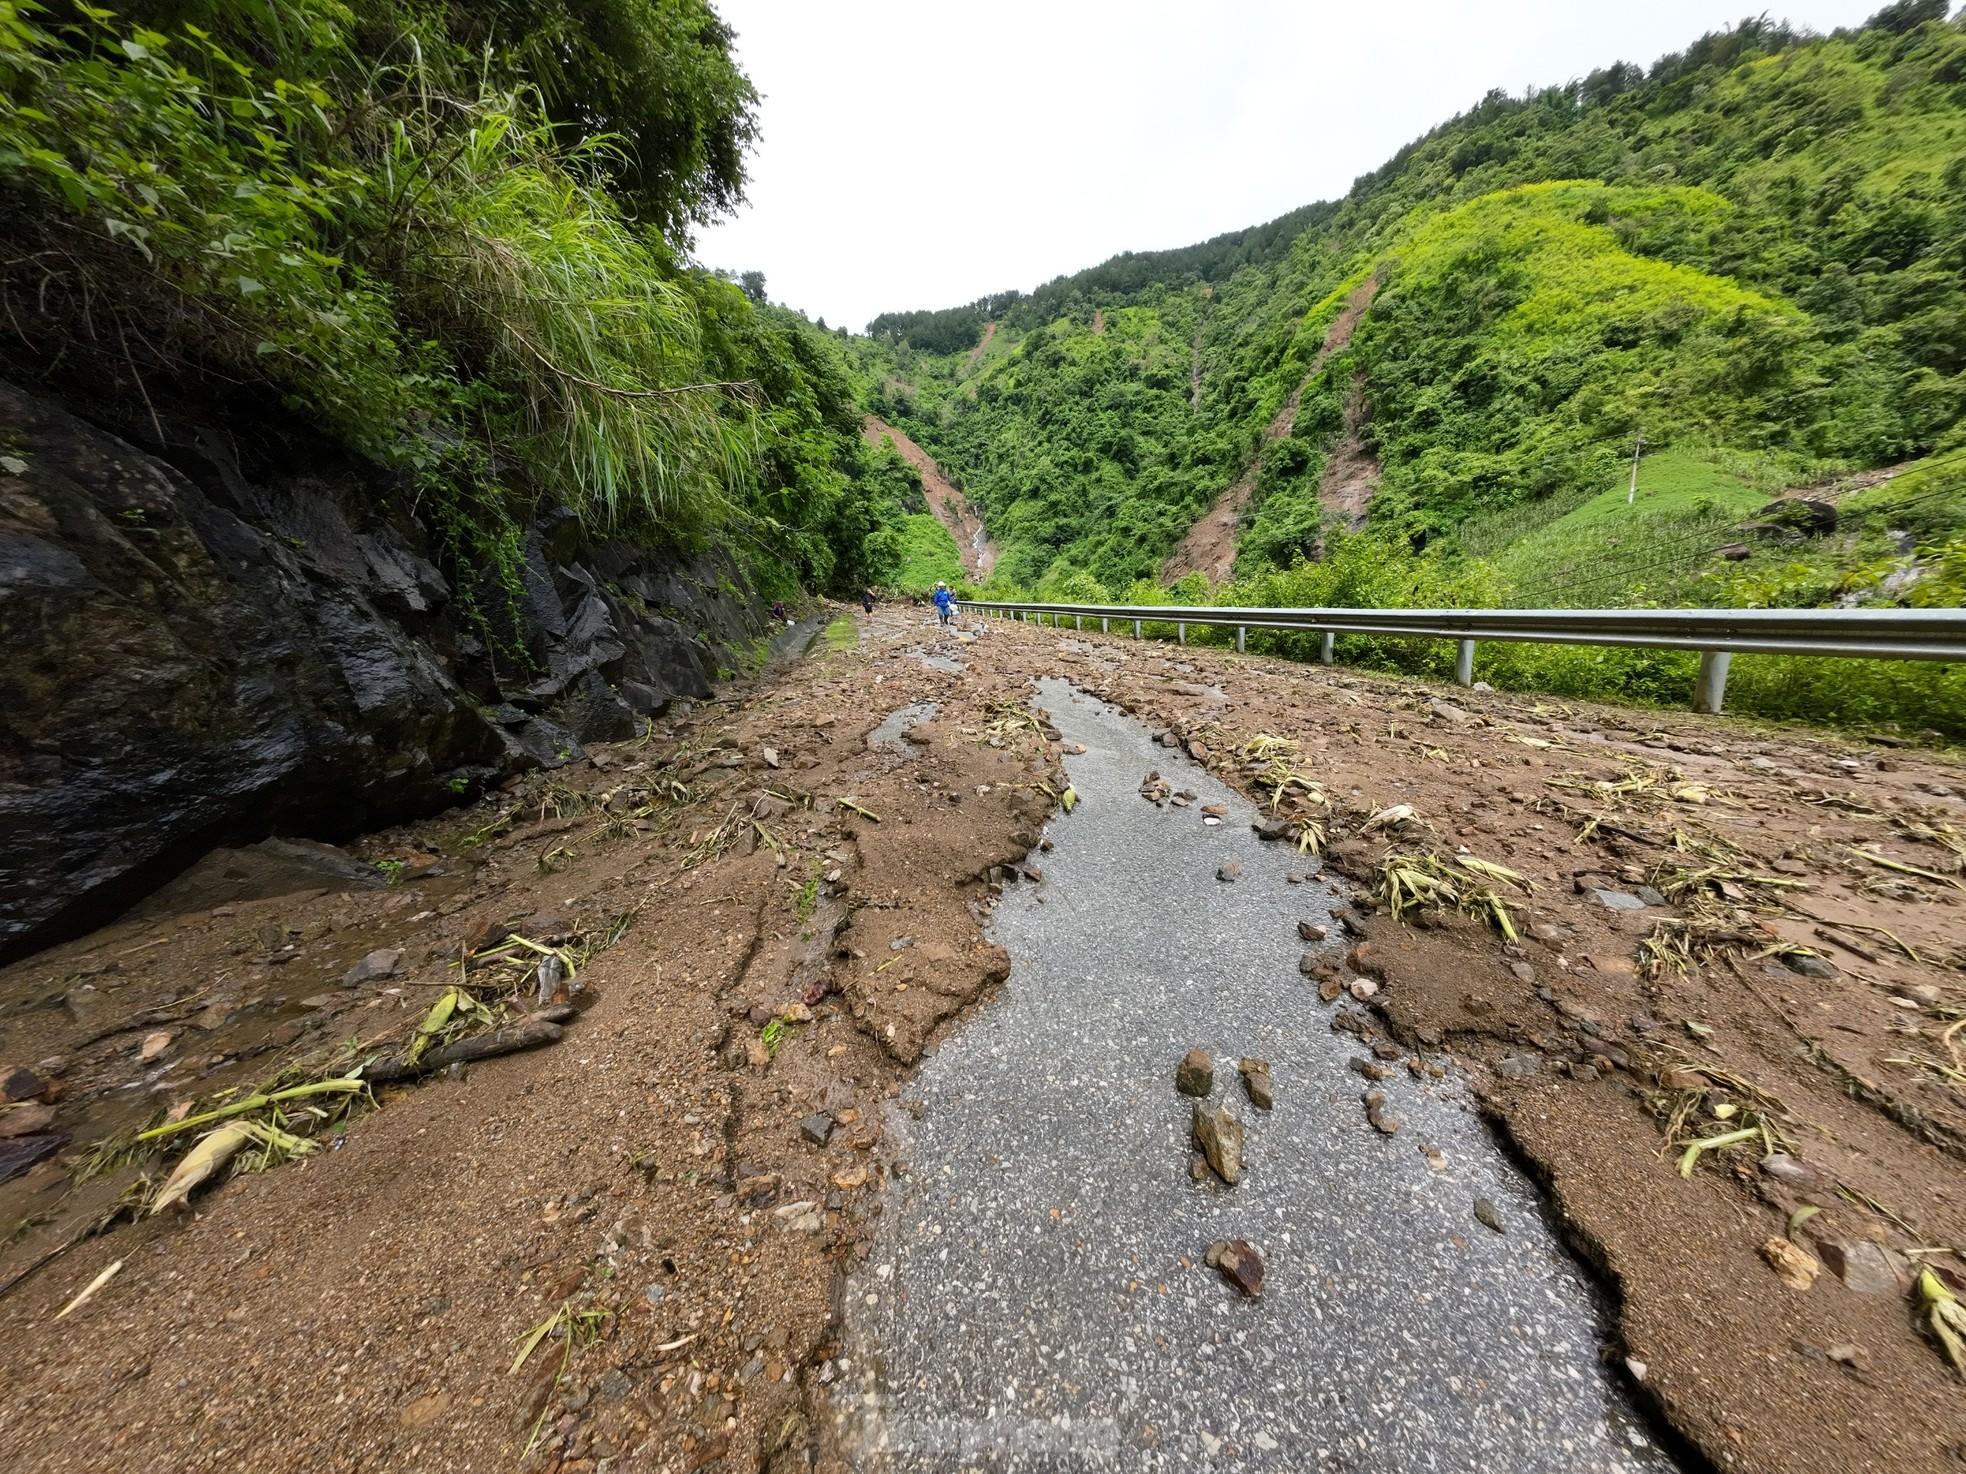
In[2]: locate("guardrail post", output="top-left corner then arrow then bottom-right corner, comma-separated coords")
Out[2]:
1101,618 -> 1108,634
1455,639 -> 1475,687
1319,632 -> 1334,665
1134,619 -> 1142,639
1236,625 -> 1246,653
1694,651 -> 1732,714
1177,621 -> 1187,645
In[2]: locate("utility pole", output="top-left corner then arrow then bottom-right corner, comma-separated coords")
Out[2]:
1627,430 -> 1644,505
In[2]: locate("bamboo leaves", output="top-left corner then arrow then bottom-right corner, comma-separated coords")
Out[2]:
148,1120 -> 318,1214
1374,850 -> 1533,941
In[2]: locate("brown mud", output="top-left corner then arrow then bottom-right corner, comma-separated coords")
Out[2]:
3,607 -> 1964,1474
860,416 -> 997,582
1030,617 -> 1966,1474
0,608 -> 1052,1474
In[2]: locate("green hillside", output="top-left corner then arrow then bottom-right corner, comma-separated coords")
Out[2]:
855,3 -> 1965,730
862,7 -> 1965,583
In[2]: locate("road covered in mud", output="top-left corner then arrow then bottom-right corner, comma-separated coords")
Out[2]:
1,604 -> 1963,1474
835,678 -> 1671,1471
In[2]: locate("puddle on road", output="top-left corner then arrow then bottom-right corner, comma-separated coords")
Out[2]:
867,702 -> 939,755
834,679 -> 1673,1472
910,649 -> 964,674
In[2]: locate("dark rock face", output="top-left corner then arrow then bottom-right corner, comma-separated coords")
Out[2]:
0,379 -> 764,959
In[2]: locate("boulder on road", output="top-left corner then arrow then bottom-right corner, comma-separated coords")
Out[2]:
1175,1048 -> 1215,1098
1192,1103 -> 1245,1185
1205,1238 -> 1265,1297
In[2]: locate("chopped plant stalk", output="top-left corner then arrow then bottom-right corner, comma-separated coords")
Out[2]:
1361,804 -> 1417,832
1463,887 -> 1518,942
512,1307 -> 564,1374
1785,1204 -> 1822,1237
1851,847 -> 1961,889
1458,856 -> 1532,890
147,1119 -> 315,1213
1678,1127 -> 1759,1178
1918,1269 -> 1966,1379
134,1078 -> 366,1143
407,987 -> 462,1066
1883,1052 -> 1966,1092
512,1301 -> 610,1454
1652,865 -> 1807,903
839,798 -> 881,822
1374,851 -> 1531,939
54,1259 -> 123,1320
1241,734 -> 1299,761
1893,816 -> 1966,865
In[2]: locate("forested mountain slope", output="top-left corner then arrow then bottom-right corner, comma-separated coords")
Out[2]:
860,4 -> 1966,637
0,0 -> 945,948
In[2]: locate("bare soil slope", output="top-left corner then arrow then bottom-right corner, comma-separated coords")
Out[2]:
861,416 -> 997,581
1317,372 -> 1380,528
1162,276 -> 1379,584
959,320 -> 996,374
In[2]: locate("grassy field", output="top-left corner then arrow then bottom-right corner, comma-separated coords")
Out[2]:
1467,447 -> 1771,607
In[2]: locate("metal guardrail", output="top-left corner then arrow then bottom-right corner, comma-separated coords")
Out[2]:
962,600 -> 1966,713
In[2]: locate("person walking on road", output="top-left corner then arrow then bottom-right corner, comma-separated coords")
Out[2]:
862,586 -> 876,615
933,581 -> 955,627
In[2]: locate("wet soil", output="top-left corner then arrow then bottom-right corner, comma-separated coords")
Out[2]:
0,606 -> 1052,1474
1005,618 -> 1966,1474
2,606 -> 1963,1474
831,680 -> 1673,1471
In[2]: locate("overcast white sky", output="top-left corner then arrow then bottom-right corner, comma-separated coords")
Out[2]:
693,0 -> 1889,331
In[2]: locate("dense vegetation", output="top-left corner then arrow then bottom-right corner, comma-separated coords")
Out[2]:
864,2 -> 1966,733
0,0 -> 919,634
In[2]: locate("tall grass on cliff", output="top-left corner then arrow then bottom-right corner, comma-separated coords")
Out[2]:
0,0 -> 903,598
364,84 -> 757,535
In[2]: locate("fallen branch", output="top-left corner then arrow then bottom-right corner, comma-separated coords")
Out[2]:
363,1009 -> 573,1084
134,1078 -> 367,1143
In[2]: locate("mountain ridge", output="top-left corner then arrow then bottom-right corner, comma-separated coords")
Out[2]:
851,3 -> 1965,642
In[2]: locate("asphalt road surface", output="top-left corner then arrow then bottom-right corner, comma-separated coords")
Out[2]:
831,678 -> 1675,1472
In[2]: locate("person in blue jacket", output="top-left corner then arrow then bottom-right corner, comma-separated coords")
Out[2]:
933,581 -> 955,626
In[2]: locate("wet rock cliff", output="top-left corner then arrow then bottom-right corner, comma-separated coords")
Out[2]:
0,378 -> 764,959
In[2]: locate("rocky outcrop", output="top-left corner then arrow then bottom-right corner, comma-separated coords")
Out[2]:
0,379 -> 764,959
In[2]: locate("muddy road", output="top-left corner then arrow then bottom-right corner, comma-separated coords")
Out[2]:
2,606 -> 1963,1474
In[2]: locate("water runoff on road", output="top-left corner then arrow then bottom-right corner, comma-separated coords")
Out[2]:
831,678 -> 1676,1473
